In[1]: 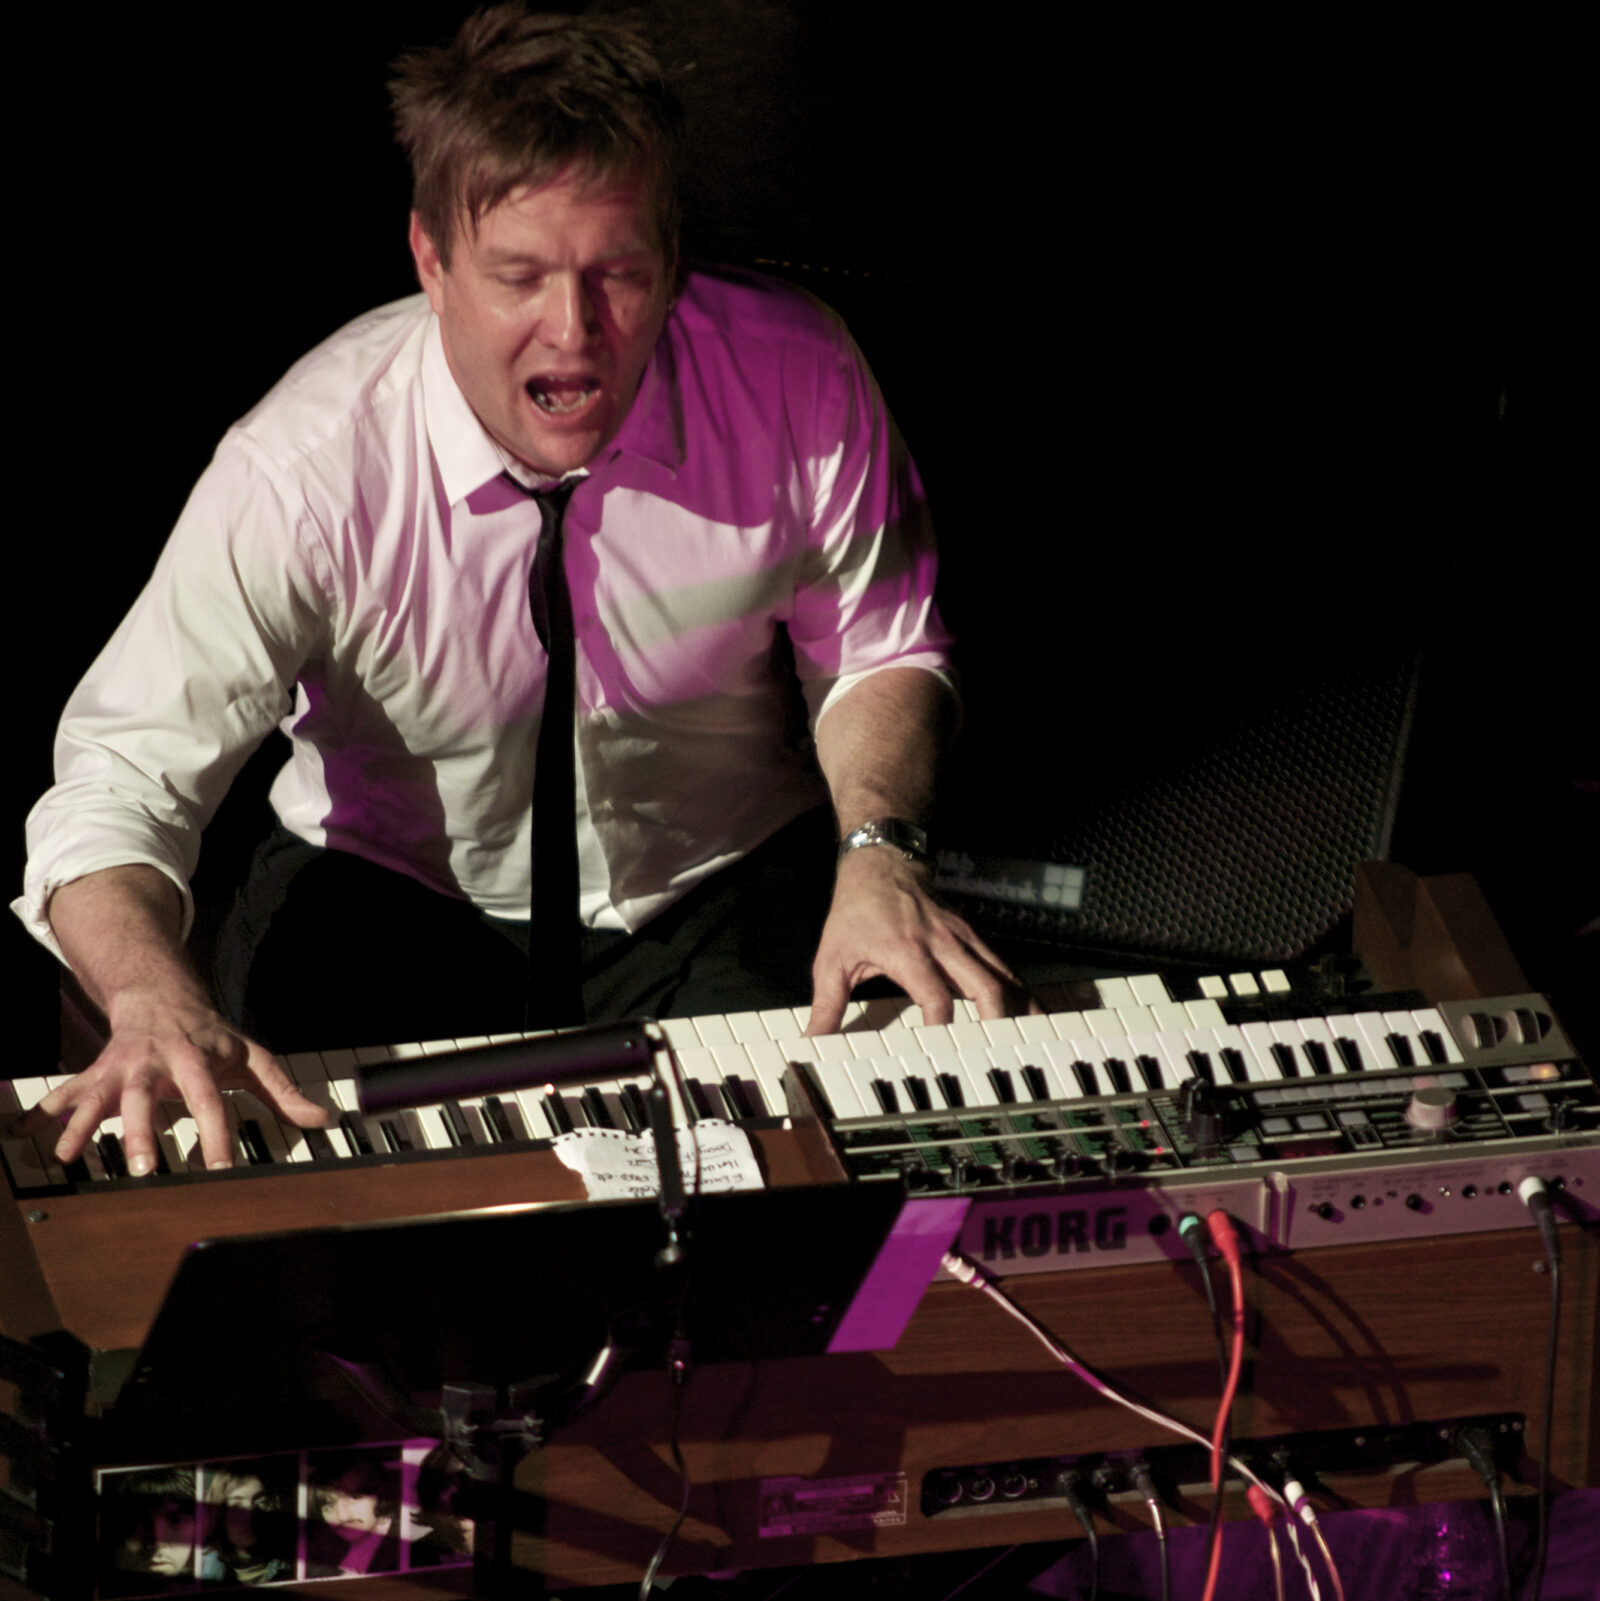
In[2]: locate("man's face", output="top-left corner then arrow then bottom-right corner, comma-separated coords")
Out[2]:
412,171 -> 673,477
321,1473 -> 386,1536
116,1497 -> 196,1575
219,1474 -> 268,1553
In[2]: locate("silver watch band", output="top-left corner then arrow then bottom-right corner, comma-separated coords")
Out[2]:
837,817 -> 932,865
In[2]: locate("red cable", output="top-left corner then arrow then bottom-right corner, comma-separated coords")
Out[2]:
1200,1210 -> 1247,1601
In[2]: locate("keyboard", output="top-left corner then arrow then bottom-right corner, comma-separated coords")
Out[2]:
0,967 -> 1525,1192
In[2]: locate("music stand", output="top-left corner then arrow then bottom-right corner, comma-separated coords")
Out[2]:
107,1183 -> 968,1593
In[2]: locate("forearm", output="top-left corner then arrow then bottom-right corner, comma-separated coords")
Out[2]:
47,865 -> 210,1022
813,666 -> 959,838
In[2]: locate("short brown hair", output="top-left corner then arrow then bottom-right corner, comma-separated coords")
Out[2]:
390,5 -> 683,267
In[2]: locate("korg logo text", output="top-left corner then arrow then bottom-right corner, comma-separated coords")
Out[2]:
981,1206 -> 1129,1260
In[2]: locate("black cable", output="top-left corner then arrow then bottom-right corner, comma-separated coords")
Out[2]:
636,1340 -> 692,1600
1055,1471 -> 1099,1601
1457,1426 -> 1512,1601
1517,1178 -> 1562,1601
1132,1462 -> 1170,1601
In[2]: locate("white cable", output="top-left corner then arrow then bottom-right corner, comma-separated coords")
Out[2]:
941,1251 -> 1287,1510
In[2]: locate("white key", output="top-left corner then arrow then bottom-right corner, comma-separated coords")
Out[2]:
760,1008 -> 808,1043
1184,998 -> 1228,1029
1114,1005 -> 1159,1036
860,995 -> 919,1033
980,1017 -> 1024,1049
1351,1013 -> 1402,1071
1040,1037 -> 1101,1098
1261,969 -> 1293,994
1197,975 -> 1230,999
1,1079 -> 67,1187
1121,1032 -> 1175,1092
995,1042 -> 1068,1101
1150,1000 -> 1195,1034
1128,973 -> 1173,1006
941,1019 -> 989,1053
1017,1013 -> 1059,1043
1214,1023 -> 1275,1084
738,1039 -> 792,1119
1412,1008 -> 1466,1064
1382,1010 -> 1431,1070
926,1049 -> 983,1110
1084,1008 -> 1130,1040
1094,977 -> 1137,1009
893,1054 -> 949,1112
1296,1017 -> 1343,1076
812,1060 -> 868,1120
842,1029 -> 888,1059
812,1030 -> 857,1061
913,1021 -> 957,1054
1239,1022 -> 1287,1084
657,1017 -> 702,1052
667,1046 -> 725,1122
724,1011 -> 771,1045
691,1014 -> 736,1047
1228,972 -> 1261,997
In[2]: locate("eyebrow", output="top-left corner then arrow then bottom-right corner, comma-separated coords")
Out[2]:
478,244 -> 656,270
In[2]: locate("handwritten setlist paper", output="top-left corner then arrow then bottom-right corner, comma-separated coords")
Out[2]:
552,1120 -> 765,1200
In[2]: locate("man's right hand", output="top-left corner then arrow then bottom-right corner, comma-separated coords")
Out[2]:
24,864 -> 332,1175
21,991 -> 332,1176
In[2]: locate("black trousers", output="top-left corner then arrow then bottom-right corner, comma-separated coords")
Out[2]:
214,810 -> 837,1053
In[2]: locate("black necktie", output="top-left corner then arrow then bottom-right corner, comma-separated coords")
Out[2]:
524,478 -> 584,1027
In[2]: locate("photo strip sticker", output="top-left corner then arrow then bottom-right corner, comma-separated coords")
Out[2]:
95,1439 -> 471,1592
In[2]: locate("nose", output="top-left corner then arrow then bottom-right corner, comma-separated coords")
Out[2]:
539,272 -> 595,353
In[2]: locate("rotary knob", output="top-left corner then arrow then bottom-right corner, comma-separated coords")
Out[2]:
1404,1085 -> 1459,1133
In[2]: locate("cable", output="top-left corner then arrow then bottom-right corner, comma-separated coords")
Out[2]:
1279,1480 -> 1325,1601
939,1250 -> 1286,1511
1284,1479 -> 1346,1601
1248,1484 -> 1287,1601
1055,1471 -> 1099,1601
1199,1211 -> 1247,1601
1518,1177 -> 1562,1601
1177,1212 -> 1230,1386
636,1341 -> 692,1600
1132,1463 -> 1169,1601
1458,1426 -> 1513,1601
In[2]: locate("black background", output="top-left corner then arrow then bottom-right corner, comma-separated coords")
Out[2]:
12,4 -> 1592,1057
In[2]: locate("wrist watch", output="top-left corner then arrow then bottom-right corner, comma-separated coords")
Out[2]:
837,817 -> 932,866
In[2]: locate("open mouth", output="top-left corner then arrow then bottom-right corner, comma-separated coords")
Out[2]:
526,376 -> 600,416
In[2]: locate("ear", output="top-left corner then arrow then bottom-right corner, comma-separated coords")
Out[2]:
409,213 -> 448,315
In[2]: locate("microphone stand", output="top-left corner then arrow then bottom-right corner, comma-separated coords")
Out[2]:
349,1020 -> 696,1597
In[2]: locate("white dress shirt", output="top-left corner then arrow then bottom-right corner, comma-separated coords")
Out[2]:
18,267 -> 951,956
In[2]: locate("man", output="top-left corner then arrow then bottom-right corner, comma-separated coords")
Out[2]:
16,7 -> 1021,1178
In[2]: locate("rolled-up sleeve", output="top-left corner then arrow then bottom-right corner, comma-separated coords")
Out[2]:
786,332 -> 953,727
15,446 -> 327,960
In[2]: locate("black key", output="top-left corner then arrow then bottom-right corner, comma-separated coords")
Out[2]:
63,1156 -> 92,1185
304,1127 -> 339,1163
872,1079 -> 901,1114
620,1083 -> 651,1130
1186,1050 -> 1216,1086
441,1100 -> 474,1146
1021,1064 -> 1051,1100
1135,1055 -> 1164,1092
1303,1040 -> 1332,1075
1335,1036 -> 1365,1072
379,1118 -> 413,1153
1270,1043 -> 1300,1079
1103,1059 -> 1132,1095
541,1090 -> 576,1136
684,1079 -> 719,1120
581,1087 -> 616,1130
903,1075 -> 933,1112
240,1119 -> 275,1165
720,1077 -> 759,1120
483,1095 -> 523,1141
1386,1032 -> 1416,1068
98,1132 -> 128,1179
1072,1060 -> 1100,1096
1419,1030 -> 1448,1065
1219,1048 -> 1247,1084
987,1068 -> 1017,1105
937,1073 -> 966,1108
339,1113 -> 374,1156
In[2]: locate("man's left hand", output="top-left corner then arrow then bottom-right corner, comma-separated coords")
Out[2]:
805,845 -> 1035,1036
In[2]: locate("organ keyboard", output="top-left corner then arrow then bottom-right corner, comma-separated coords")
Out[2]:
3,864 -> 1597,1593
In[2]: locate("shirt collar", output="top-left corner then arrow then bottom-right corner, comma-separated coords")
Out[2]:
420,307 -> 685,509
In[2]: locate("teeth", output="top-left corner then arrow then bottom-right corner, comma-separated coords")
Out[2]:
528,382 -> 597,415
